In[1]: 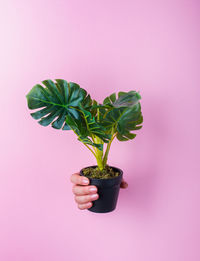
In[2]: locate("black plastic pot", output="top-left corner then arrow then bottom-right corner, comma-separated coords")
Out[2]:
80,165 -> 123,213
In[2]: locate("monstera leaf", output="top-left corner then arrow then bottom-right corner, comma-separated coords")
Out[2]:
116,103 -> 143,141
26,79 -> 92,130
100,91 -> 143,141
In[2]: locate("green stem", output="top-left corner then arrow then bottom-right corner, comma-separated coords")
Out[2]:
69,105 -> 106,171
83,143 -> 96,158
83,142 -> 103,171
92,106 -> 104,171
97,107 -> 100,122
95,148 -> 104,170
93,134 -> 104,171
102,132 -> 117,167
71,128 -> 96,159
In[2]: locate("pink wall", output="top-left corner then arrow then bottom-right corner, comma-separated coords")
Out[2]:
0,0 -> 199,260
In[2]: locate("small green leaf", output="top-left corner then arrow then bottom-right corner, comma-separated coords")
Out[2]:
113,91 -> 141,108
109,93 -> 116,103
103,97 -> 111,105
65,114 -> 103,151
79,106 -> 111,143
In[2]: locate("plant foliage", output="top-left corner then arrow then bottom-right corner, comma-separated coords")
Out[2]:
26,79 -> 143,170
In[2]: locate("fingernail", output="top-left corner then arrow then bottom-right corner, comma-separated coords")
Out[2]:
82,179 -> 89,185
90,194 -> 98,200
89,187 -> 97,193
87,202 -> 92,208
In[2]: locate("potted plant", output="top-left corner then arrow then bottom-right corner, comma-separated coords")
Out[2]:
26,79 -> 143,213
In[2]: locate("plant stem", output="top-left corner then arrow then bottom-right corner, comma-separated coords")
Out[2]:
102,132 -> 117,167
71,129 -> 96,158
70,105 -> 112,171
97,107 -> 100,122
83,143 -> 96,158
90,106 -> 104,171
83,140 -> 104,170
93,135 -> 104,171
95,148 -> 104,170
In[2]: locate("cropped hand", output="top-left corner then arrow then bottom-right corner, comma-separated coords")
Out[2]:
70,172 -> 128,210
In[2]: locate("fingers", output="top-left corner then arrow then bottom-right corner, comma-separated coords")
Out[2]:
70,173 -> 89,186
78,202 -> 93,210
120,178 -> 128,189
72,184 -> 97,196
71,173 -> 127,211
71,173 -> 128,189
71,172 -> 99,210
74,193 -> 99,205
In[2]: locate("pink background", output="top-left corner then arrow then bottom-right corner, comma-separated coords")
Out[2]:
0,0 -> 199,260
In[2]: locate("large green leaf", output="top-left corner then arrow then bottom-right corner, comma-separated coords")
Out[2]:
26,79 -> 91,130
116,103 -> 143,140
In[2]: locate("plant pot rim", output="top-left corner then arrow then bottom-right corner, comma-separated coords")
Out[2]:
80,165 -> 123,181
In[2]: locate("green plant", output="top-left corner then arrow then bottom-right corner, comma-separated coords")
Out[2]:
26,79 -> 143,171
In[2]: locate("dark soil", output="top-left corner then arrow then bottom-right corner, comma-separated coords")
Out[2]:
82,165 -> 120,179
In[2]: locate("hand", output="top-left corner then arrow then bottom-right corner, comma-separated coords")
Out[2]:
70,172 -> 128,210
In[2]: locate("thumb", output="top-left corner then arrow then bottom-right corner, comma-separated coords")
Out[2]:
120,178 -> 128,189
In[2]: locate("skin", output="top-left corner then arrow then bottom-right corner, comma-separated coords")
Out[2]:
70,173 -> 128,210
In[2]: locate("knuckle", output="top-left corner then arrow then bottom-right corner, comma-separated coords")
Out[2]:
81,186 -> 88,195
74,195 -> 86,204
74,195 -> 79,204
78,204 -> 84,210
70,175 -> 74,183
70,173 -> 80,184
72,185 -> 76,194
70,174 -> 76,183
77,176 -> 83,185
79,195 -> 87,204
73,185 -> 88,196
